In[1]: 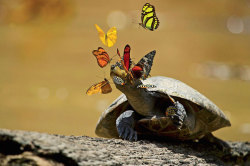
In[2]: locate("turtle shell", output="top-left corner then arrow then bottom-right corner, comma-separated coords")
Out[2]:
95,76 -> 231,139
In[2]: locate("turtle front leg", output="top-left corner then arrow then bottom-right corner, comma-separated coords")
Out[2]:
166,101 -> 187,129
116,110 -> 138,141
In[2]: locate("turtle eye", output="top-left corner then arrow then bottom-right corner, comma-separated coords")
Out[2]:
113,76 -> 125,85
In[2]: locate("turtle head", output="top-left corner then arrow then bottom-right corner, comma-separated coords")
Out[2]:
110,50 -> 156,92
110,61 -> 140,92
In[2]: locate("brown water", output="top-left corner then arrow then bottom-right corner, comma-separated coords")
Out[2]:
0,0 -> 249,141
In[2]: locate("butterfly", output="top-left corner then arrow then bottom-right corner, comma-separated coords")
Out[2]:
86,78 -> 112,95
92,47 -> 110,68
131,65 -> 143,79
132,50 -> 156,79
95,24 -> 117,47
117,46 -> 134,81
123,44 -> 131,71
139,3 -> 160,31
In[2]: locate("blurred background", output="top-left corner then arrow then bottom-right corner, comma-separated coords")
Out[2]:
0,0 -> 249,141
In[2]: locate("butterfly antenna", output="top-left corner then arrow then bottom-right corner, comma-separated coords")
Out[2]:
110,54 -> 118,61
117,48 -> 122,59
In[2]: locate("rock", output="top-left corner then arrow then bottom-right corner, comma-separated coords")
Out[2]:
0,129 -> 249,166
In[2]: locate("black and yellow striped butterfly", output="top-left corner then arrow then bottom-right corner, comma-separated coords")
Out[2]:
139,3 -> 160,31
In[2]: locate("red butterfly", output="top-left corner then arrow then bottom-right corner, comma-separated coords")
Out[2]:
132,65 -> 143,79
123,44 -> 131,71
120,44 -> 144,79
132,50 -> 156,79
117,46 -> 134,81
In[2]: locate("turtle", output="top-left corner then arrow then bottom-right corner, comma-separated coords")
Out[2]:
95,49 -> 231,151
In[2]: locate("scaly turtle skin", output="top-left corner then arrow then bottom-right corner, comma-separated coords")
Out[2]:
95,50 -> 231,150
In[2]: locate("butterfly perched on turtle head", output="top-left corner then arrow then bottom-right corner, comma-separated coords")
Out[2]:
116,45 -> 134,81
139,3 -> 160,31
123,44 -> 132,71
111,47 -> 156,88
132,50 -> 156,80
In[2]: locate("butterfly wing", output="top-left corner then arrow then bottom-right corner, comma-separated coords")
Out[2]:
144,16 -> 154,31
132,65 -> 143,79
106,27 -> 117,47
123,44 -> 131,70
117,48 -> 134,81
141,3 -> 151,22
142,3 -> 154,22
86,79 -> 112,95
152,16 -> 160,30
140,3 -> 159,31
134,50 -> 156,80
95,24 -> 107,46
101,79 -> 112,94
92,47 -> 110,68
86,81 -> 103,95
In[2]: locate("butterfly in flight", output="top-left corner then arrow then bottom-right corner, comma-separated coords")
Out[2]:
95,24 -> 117,47
86,78 -> 112,95
139,3 -> 160,31
92,47 -> 111,68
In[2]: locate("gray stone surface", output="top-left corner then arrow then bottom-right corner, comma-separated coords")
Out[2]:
0,129 -> 249,166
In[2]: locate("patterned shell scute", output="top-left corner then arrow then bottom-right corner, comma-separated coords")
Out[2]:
142,76 -> 229,121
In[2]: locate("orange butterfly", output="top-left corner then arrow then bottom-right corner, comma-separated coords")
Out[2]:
92,47 -> 110,68
86,78 -> 112,95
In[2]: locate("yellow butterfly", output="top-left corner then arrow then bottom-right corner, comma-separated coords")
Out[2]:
94,24 -> 117,47
86,78 -> 112,95
139,3 -> 160,31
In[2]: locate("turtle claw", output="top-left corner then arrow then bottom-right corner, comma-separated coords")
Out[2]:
118,125 -> 137,141
128,128 -> 138,141
118,126 -> 125,138
116,110 -> 137,141
124,128 -> 130,140
166,101 -> 187,129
